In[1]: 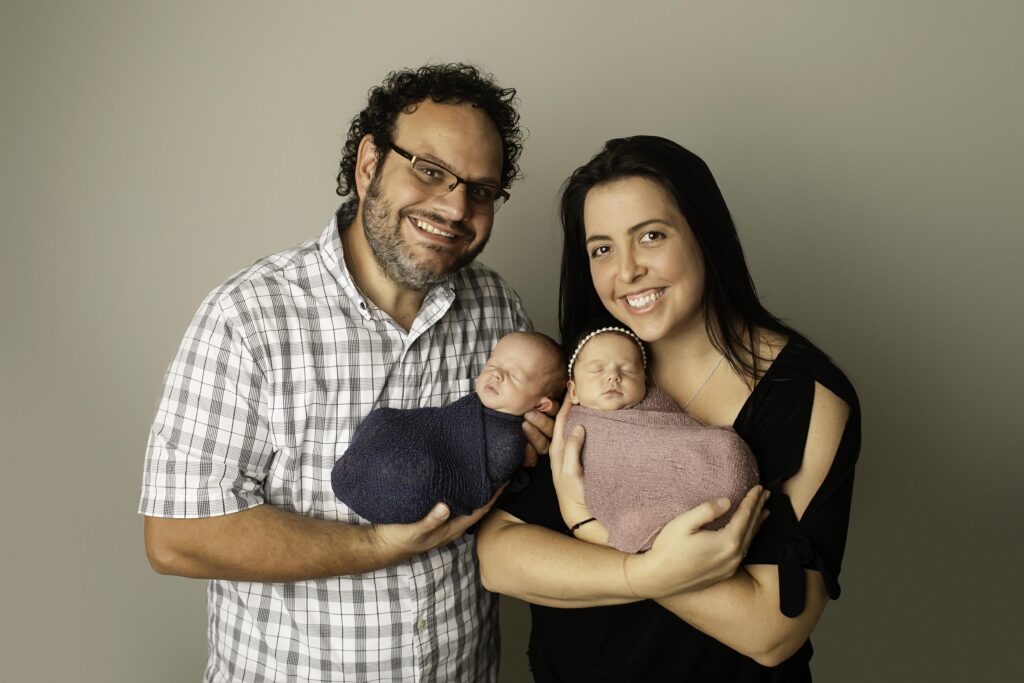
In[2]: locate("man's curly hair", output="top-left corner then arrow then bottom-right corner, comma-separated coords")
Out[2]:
335,63 -> 523,197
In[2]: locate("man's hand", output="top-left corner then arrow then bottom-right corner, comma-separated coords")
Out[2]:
372,485 -> 506,558
521,403 -> 558,467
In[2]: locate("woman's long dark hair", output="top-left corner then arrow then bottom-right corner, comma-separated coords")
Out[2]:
558,136 -> 801,383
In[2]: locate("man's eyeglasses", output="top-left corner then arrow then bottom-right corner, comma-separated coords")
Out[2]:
389,143 -> 510,213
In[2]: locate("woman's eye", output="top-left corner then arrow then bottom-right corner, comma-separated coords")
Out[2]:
639,230 -> 664,243
589,245 -> 611,258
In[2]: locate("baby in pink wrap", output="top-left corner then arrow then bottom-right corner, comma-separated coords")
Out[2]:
564,326 -> 760,553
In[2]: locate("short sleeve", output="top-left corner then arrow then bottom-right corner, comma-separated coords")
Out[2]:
139,296 -> 274,518
738,342 -> 861,617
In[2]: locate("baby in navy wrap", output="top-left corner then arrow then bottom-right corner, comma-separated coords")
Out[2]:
332,332 -> 567,523
564,326 -> 760,552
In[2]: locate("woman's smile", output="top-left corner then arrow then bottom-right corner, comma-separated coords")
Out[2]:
622,287 -> 666,311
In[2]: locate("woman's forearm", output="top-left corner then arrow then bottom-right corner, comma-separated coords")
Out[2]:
656,565 -> 829,667
476,511 -> 635,607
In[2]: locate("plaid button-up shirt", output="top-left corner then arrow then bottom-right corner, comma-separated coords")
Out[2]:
140,210 -> 530,682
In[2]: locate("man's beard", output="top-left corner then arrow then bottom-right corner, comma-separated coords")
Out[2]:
361,173 -> 488,291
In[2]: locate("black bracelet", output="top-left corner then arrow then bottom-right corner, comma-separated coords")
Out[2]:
568,517 -> 597,537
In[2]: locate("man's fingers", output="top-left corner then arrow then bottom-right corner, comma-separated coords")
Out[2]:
419,503 -> 450,531
522,442 -> 539,468
521,419 -> 551,459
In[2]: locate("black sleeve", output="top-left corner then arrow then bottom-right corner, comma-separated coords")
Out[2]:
496,460 -> 568,532
738,342 -> 861,617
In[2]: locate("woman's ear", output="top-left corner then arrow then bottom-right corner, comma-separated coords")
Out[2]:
567,380 -> 580,405
353,134 -> 380,200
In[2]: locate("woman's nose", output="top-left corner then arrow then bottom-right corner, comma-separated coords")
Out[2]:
617,250 -> 645,283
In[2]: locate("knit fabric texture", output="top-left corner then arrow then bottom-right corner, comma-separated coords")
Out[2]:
332,393 -> 526,523
566,388 -> 759,553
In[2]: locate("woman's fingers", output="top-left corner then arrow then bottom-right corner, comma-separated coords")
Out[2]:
680,496 -> 735,531
548,398 -> 574,466
739,488 -> 770,554
561,424 -> 586,475
723,485 -> 768,551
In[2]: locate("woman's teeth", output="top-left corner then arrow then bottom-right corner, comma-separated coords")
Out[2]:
414,218 -> 455,238
626,289 -> 664,310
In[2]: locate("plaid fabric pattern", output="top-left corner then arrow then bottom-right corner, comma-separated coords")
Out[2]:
140,210 -> 530,682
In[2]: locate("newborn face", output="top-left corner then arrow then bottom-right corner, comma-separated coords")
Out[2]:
476,335 -> 560,415
568,333 -> 647,410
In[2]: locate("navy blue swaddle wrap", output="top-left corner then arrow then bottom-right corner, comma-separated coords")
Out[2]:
332,393 -> 527,523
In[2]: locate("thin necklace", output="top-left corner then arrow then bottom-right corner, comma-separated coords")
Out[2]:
680,354 -> 726,411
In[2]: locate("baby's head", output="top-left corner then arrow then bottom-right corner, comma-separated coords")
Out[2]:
475,332 -> 567,415
567,326 -> 647,410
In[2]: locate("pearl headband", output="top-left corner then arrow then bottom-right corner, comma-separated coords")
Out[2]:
567,326 -> 647,378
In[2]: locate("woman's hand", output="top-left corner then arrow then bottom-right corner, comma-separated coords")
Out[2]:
548,400 -> 608,544
623,485 -> 770,599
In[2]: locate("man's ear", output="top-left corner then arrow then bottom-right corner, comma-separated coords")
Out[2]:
567,380 -> 580,405
353,134 -> 381,200
535,396 -> 555,415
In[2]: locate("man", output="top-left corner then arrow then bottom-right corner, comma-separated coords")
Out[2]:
140,64 -> 553,682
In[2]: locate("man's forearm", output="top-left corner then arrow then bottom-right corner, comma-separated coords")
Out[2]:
144,504 -> 409,582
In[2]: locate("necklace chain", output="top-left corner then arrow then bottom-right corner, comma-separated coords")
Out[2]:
679,354 -> 726,411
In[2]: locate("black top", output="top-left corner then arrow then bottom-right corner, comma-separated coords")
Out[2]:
498,338 -> 861,682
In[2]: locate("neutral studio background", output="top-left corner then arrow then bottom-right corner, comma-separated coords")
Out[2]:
2,1 -> 1021,681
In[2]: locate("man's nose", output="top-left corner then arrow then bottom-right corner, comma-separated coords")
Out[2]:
434,183 -> 469,222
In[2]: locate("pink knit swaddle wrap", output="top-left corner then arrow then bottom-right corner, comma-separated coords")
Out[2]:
566,388 -> 759,553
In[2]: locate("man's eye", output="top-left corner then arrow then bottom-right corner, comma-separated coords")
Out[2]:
415,165 -> 443,181
469,185 -> 497,201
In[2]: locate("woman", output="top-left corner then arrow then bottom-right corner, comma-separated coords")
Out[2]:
477,136 -> 860,681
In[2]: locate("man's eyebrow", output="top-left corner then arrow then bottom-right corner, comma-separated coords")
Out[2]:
585,219 -> 667,244
417,152 -> 501,186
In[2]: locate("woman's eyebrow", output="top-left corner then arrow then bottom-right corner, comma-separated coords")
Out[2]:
585,219 -> 668,244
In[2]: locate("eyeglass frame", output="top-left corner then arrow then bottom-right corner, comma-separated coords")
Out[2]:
388,143 -> 511,212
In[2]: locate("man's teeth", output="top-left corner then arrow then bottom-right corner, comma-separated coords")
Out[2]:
414,218 -> 455,238
626,290 -> 664,309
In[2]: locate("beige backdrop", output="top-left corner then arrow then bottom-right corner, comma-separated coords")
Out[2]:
3,1 -> 1022,681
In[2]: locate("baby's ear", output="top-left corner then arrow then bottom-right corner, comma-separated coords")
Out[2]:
567,380 -> 580,405
535,396 -> 555,414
